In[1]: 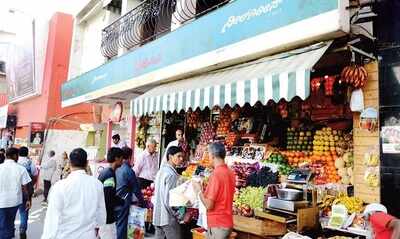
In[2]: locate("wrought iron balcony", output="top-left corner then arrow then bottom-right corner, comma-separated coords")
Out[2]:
101,0 -> 230,59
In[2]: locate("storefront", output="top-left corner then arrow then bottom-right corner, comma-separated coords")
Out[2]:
60,0 -> 388,237
130,38 -> 382,238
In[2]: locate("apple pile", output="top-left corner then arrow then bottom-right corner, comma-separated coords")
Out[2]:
199,122 -> 215,144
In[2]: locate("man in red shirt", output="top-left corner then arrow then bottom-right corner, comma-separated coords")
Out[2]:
364,203 -> 400,239
193,142 -> 236,239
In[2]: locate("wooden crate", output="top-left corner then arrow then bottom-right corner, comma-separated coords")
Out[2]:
233,215 -> 286,237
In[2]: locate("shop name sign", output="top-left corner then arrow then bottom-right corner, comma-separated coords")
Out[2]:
221,0 -> 283,34
62,0 -> 346,106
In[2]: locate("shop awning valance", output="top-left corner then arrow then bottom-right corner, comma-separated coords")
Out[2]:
132,42 -> 331,117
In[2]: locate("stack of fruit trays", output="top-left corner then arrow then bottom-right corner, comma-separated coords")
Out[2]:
286,127 -> 314,152
186,111 -> 201,128
216,109 -> 232,136
199,122 -> 215,144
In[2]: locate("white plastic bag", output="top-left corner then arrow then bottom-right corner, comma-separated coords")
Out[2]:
197,194 -> 208,229
350,89 -> 364,112
169,180 -> 197,207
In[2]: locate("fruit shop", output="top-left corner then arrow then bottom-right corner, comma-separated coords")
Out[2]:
132,41 -> 381,239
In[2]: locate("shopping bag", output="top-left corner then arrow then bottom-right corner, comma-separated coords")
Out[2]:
169,180 -> 197,207
127,206 -> 146,239
350,89 -> 364,112
196,195 -> 208,229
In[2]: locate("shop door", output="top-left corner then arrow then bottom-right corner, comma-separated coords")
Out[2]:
379,47 -> 400,217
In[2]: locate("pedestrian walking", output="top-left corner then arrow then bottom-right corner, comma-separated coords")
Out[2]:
134,139 -> 159,190
17,146 -> 38,239
40,150 -> 56,204
193,142 -> 236,239
41,148 -> 107,239
61,152 -> 92,179
153,146 -> 184,239
98,147 -> 125,239
115,147 -> 145,239
52,151 -> 68,183
112,134 -> 127,149
0,147 -> 32,239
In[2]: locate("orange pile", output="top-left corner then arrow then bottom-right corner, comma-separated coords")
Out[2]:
199,151 -> 212,168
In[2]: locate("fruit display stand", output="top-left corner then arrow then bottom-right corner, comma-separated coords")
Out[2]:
233,214 -> 286,238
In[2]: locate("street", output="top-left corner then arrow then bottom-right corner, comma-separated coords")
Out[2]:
16,195 -> 155,239
15,196 -> 46,239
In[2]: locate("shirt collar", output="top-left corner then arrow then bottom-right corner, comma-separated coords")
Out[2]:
4,159 -> 15,163
163,162 -> 178,175
145,150 -> 157,157
70,169 -> 86,175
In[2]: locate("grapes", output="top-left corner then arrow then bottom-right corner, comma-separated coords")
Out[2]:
233,187 -> 266,210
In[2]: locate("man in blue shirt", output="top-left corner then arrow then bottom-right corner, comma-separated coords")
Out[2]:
98,147 -> 124,238
115,147 -> 145,239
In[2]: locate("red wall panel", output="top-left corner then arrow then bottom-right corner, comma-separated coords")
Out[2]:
13,12 -> 95,130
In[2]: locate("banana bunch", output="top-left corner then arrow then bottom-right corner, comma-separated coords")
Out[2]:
319,195 -> 336,211
341,64 -> 368,89
333,193 -> 363,214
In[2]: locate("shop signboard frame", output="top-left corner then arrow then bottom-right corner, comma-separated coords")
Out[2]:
29,122 -> 46,147
6,14 -> 37,103
62,0 -> 350,107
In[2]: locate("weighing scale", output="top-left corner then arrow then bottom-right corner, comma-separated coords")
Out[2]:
266,169 -> 314,212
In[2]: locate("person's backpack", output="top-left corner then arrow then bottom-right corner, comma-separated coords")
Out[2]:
21,159 -> 36,197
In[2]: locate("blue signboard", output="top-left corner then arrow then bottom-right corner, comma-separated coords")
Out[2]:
62,0 -> 339,103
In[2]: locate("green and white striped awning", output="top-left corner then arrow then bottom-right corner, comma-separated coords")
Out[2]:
132,42 -> 331,117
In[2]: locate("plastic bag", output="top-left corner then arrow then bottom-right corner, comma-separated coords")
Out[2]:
169,180 -> 197,207
127,206 -> 146,239
196,194 -> 208,229
282,232 -> 312,239
350,89 -> 364,112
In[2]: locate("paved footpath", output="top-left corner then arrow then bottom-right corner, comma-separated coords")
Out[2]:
15,196 -> 155,239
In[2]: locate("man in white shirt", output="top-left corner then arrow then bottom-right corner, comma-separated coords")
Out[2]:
0,147 -> 32,239
112,134 -> 127,149
134,139 -> 159,189
161,129 -> 189,165
40,150 -> 57,204
41,148 -> 107,239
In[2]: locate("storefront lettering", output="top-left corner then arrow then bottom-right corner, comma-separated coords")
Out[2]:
221,0 -> 283,34
91,73 -> 108,85
134,55 -> 162,72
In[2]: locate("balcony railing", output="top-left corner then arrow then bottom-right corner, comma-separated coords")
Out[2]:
101,0 -> 230,59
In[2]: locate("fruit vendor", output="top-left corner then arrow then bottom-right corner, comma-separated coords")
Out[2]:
364,203 -> 400,239
162,129 -> 189,164
193,142 -> 236,239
